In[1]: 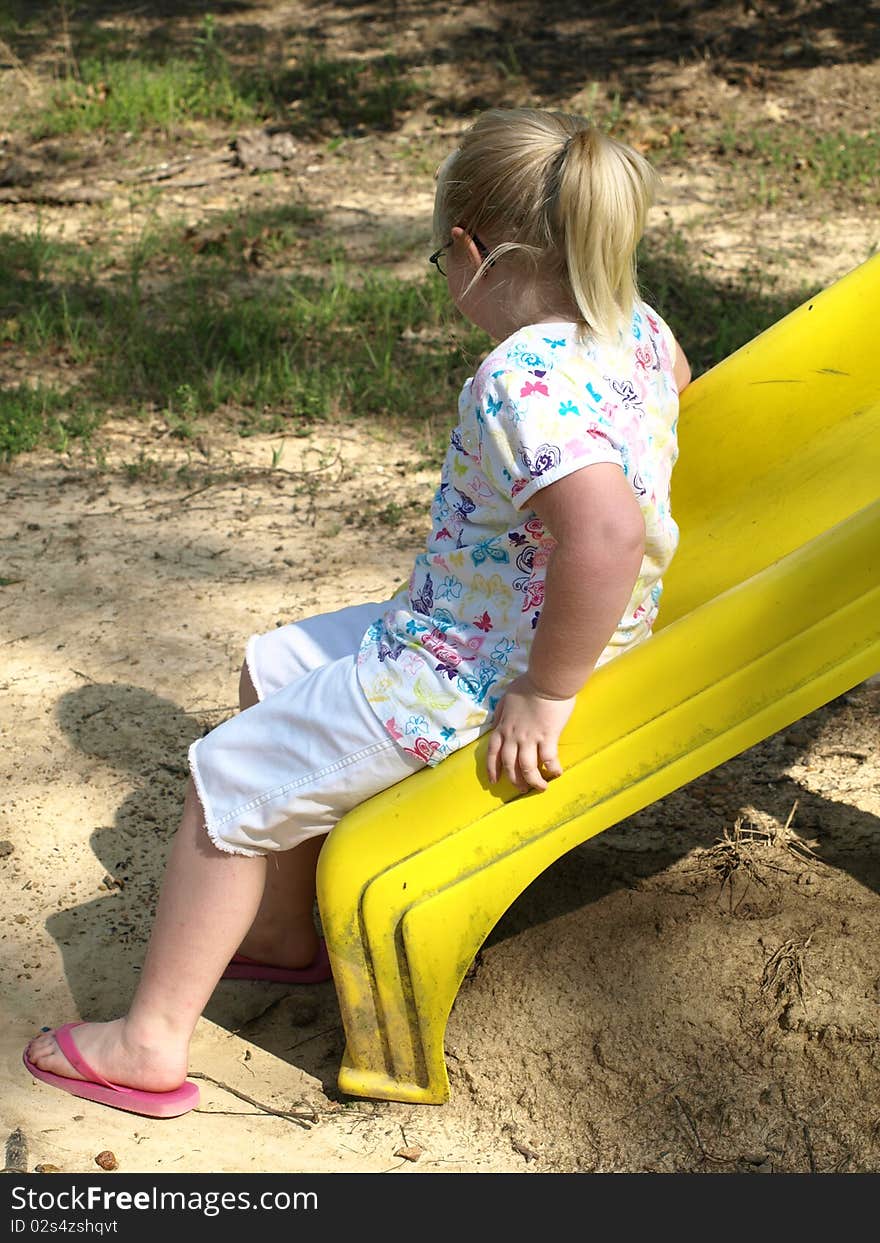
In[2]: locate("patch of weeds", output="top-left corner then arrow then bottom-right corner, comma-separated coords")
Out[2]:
750,126 -> 880,192
698,818 -> 774,914
0,384 -> 95,460
494,41 -> 523,82
32,15 -> 263,137
713,122 -> 880,203
164,384 -> 200,440
578,81 -> 624,132
348,498 -> 424,530
689,804 -> 824,915
307,237 -> 348,265
280,48 -> 416,135
134,203 -> 316,275
122,452 -> 171,484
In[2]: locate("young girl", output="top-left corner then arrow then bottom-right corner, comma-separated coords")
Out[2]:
24,107 -> 690,1117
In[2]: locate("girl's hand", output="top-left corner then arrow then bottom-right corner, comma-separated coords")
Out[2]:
486,674 -> 577,793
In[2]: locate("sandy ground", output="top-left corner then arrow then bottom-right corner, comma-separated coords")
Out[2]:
2,0 -> 879,1176
2,423 -> 878,1175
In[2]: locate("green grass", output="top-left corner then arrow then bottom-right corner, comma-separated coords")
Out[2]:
0,384 -> 98,459
0,216 -> 486,460
30,16 -> 416,138
33,17 -> 260,137
715,123 -> 880,197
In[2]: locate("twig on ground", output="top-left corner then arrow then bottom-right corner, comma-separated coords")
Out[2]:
816,747 -> 868,761
612,1072 -> 700,1122
158,170 -> 243,190
189,1071 -> 318,1129
286,1023 -> 343,1053
0,186 -> 109,205
121,154 -> 235,184
761,934 -> 812,1015
672,1095 -> 729,1166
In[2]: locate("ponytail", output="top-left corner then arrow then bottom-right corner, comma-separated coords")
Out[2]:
435,109 -> 657,339
557,128 -> 657,338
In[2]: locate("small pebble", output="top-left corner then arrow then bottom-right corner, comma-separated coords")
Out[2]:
95,1150 -> 118,1171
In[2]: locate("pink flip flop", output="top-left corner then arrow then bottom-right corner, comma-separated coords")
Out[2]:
23,1023 -> 200,1119
221,937 -> 332,984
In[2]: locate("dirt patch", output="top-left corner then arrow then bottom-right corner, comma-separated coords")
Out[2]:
2,0 -> 879,1175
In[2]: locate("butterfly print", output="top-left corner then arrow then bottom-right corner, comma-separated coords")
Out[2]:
452,489 -> 476,520
411,573 -> 434,615
473,611 -> 493,632
412,676 -> 457,711
376,636 -> 405,663
421,628 -> 462,669
455,661 -> 499,705
471,537 -> 510,567
610,378 -> 642,407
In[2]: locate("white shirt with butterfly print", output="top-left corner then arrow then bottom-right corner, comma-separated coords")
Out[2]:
357,303 -> 681,766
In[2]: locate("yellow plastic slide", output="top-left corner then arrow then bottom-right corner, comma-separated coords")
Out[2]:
316,254 -> 880,1104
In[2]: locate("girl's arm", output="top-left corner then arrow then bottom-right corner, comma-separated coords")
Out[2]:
673,337 -> 691,393
486,462 -> 645,793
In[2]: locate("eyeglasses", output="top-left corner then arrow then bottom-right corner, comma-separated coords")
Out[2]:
429,234 -> 492,277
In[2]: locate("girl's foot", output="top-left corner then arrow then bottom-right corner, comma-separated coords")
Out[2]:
25,1017 -> 188,1093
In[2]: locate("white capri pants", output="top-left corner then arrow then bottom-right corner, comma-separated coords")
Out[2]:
188,600 -> 424,857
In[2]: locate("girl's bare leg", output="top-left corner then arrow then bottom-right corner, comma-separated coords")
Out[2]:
234,661 -> 325,968
26,780 -> 267,1091
235,836 -> 324,967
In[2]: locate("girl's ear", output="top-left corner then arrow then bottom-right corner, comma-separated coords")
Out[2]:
450,226 -> 484,274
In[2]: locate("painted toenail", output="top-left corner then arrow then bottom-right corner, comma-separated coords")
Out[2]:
41,1026 -> 51,1032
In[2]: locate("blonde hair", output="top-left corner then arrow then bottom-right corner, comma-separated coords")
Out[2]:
434,108 -> 658,338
